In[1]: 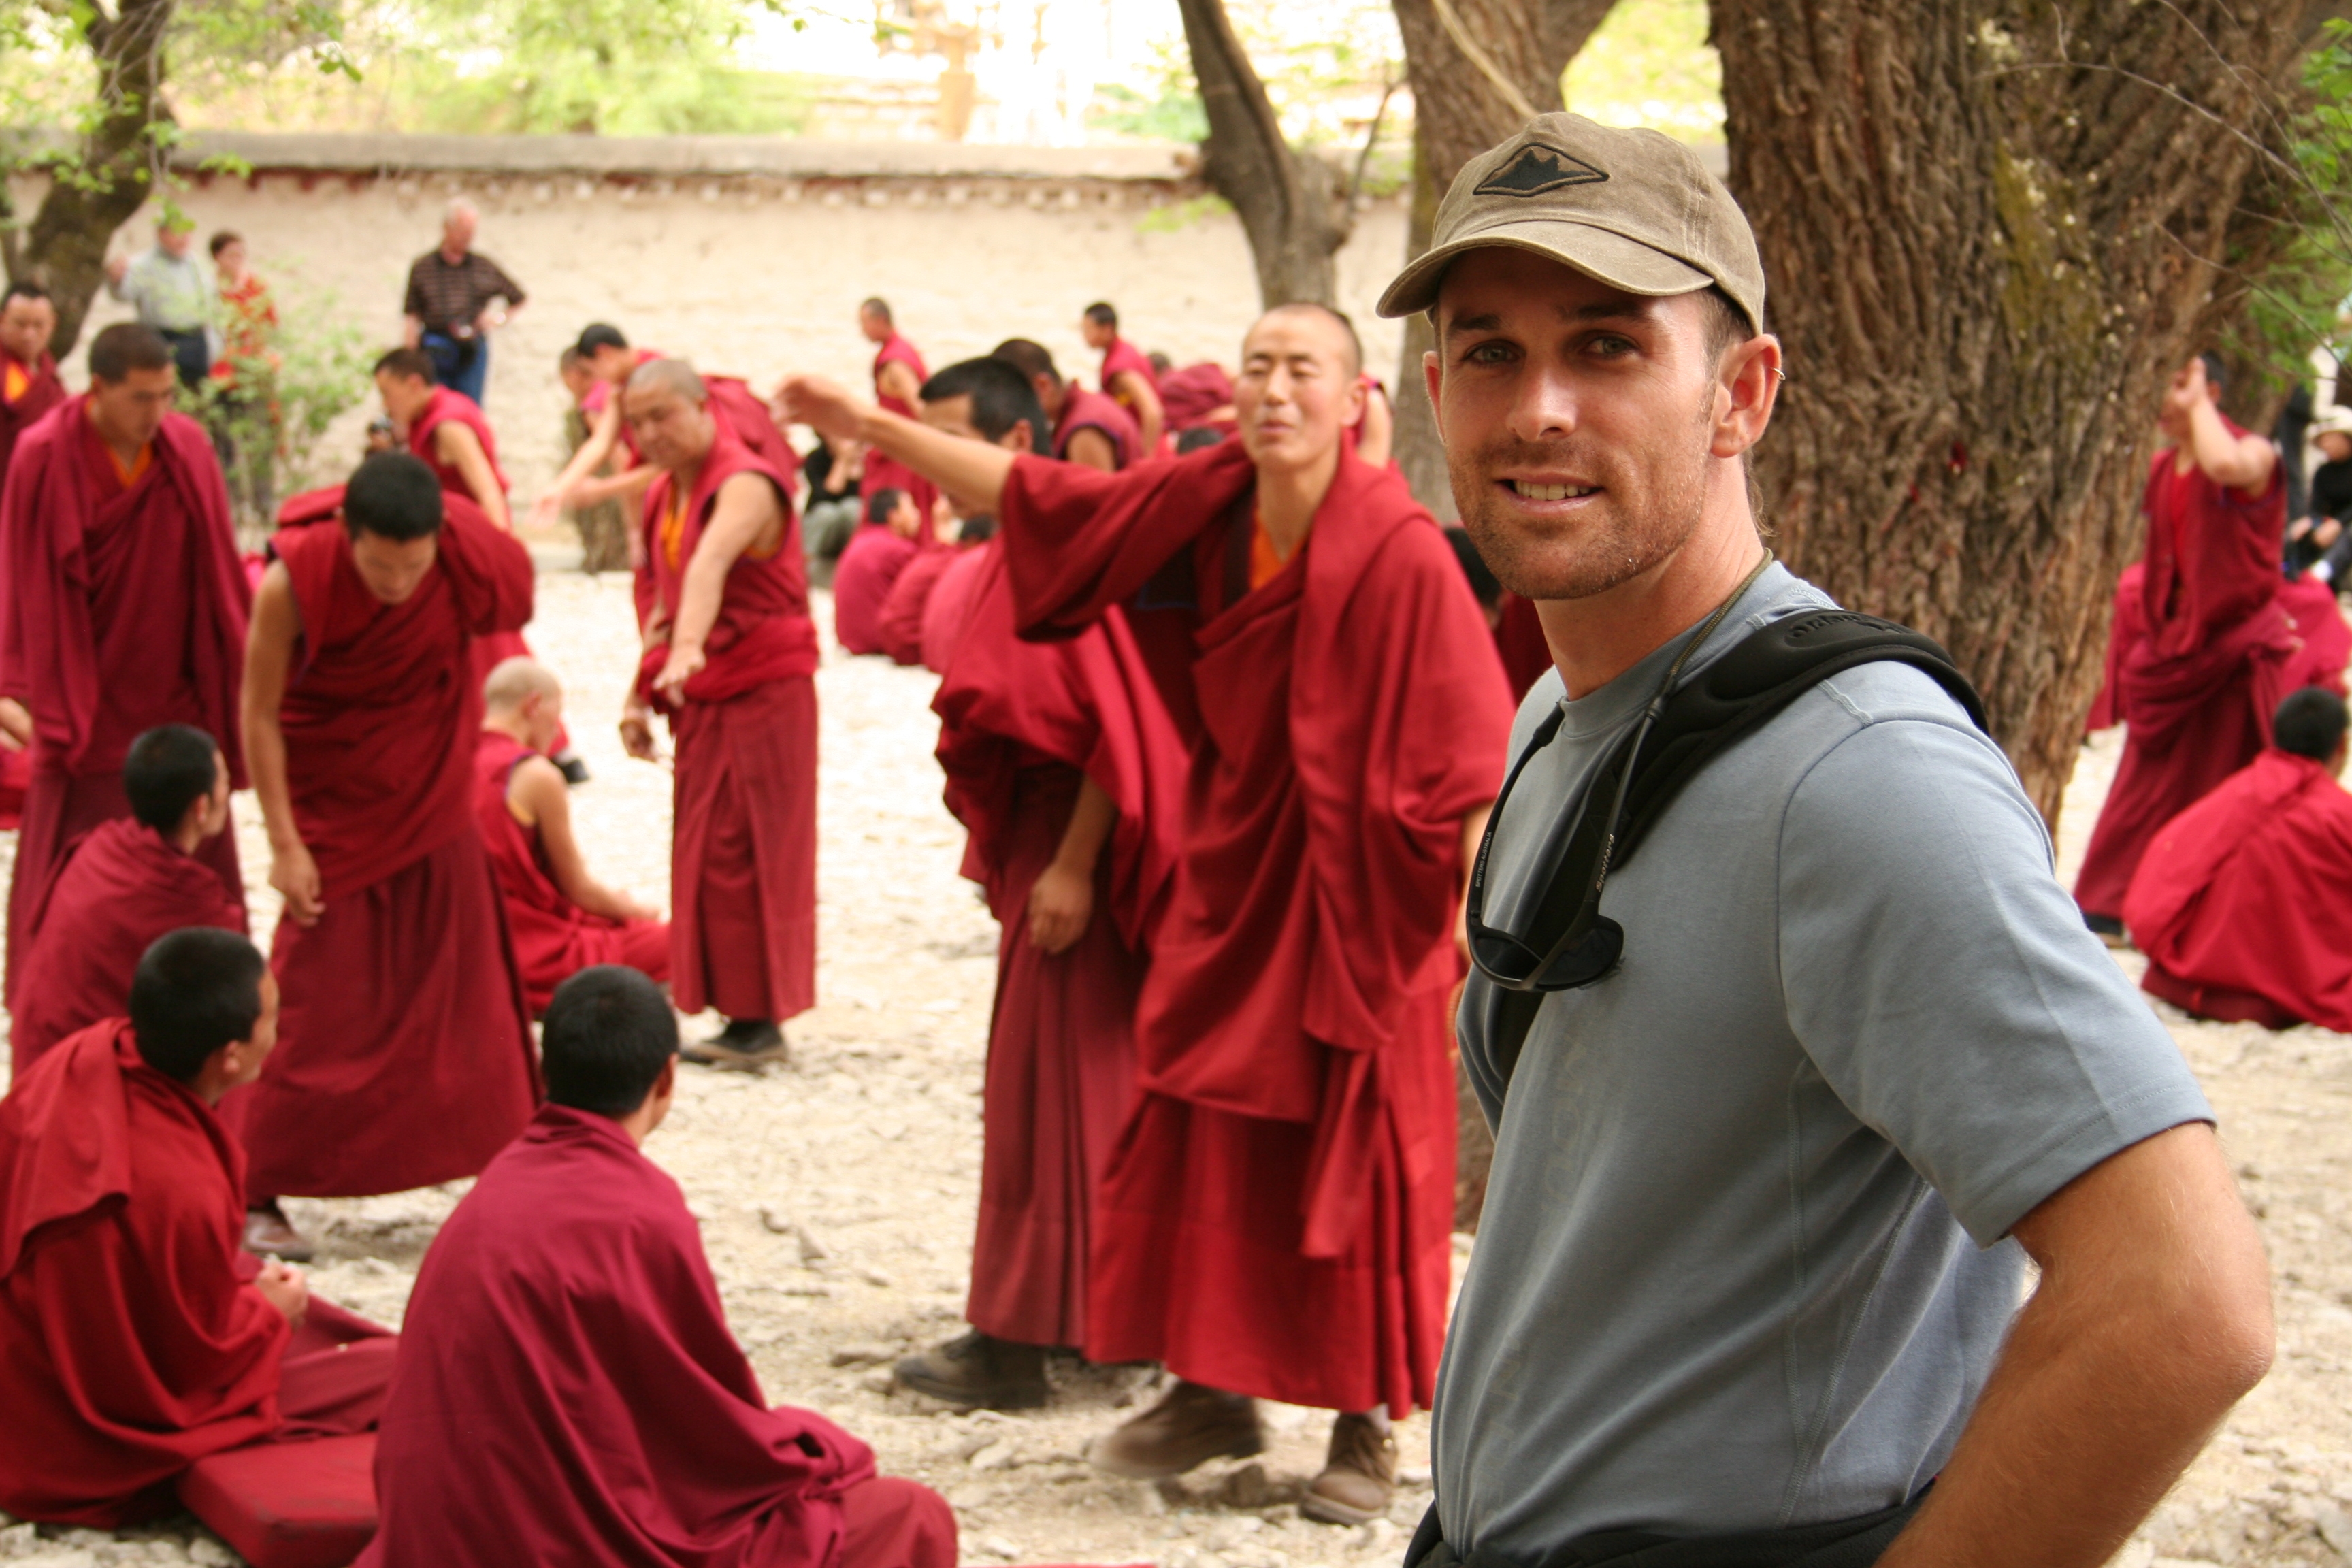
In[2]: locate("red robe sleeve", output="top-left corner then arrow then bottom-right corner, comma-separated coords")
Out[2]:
998,444 -> 1256,637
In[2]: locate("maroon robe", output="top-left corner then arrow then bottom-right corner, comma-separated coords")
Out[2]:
1158,362 -> 1235,433
833,525 -> 921,655
635,414 -> 819,1024
0,400 -> 248,994
1492,591 -> 1552,703
0,1022 -> 393,1526
360,1103 -> 954,1568
1055,385 -> 1141,470
2077,434 -> 2348,917
474,730 -> 669,1014
1000,444 -> 1514,1413
0,348 -> 65,477
863,333 -> 938,519
408,385 -> 508,502
2124,747 -> 2352,1031
10,819 -> 246,1073
934,545 -> 1183,1347
221,491 -> 538,1200
877,542 -> 960,666
921,542 -> 993,674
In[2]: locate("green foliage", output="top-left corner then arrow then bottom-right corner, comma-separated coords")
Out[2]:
187,261 -> 376,523
1090,0 -> 1400,151
1092,78 -> 1207,144
1561,0 -> 1723,144
2225,19 -> 2352,395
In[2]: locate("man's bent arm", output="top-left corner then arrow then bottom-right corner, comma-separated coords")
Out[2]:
777,375 -> 1015,515
2185,395 -> 2277,496
544,397 -> 627,506
1117,370 -> 1166,456
512,755 -> 647,921
437,423 -> 510,530
670,473 -> 779,659
1876,1122 -> 2272,1567
242,565 -> 322,920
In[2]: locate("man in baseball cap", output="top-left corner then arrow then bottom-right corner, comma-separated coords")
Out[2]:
1401,115 -> 2266,1568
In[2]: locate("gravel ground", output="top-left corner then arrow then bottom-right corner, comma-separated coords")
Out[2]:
1,568 -> 2349,1567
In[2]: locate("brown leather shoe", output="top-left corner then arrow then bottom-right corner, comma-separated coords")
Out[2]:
893,1331 -> 1050,1409
1301,1413 -> 1396,1526
242,1202 -> 315,1263
1086,1379 -> 1263,1480
682,1019 -> 789,1069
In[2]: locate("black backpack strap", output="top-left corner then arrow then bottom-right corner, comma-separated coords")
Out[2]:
1482,612 -> 1984,1104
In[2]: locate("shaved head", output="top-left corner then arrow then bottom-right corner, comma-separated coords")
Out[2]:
627,357 -> 706,404
1257,301 -> 1362,380
483,656 -> 561,713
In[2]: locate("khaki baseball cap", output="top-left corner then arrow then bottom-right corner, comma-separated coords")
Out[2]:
1375,114 -> 1765,330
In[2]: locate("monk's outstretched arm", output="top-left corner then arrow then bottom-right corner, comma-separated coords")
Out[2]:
566,465 -> 657,510
242,564 -> 323,925
1028,774 -> 1116,955
778,374 -> 1014,516
652,472 -> 780,704
531,397 -> 627,525
511,755 -> 655,921
435,421 -> 510,531
1115,370 -> 1165,457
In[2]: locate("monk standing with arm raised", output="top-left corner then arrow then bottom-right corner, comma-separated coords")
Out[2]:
0,323 -> 248,994
621,359 -> 819,1066
229,452 -> 538,1258
783,305 -> 1514,1524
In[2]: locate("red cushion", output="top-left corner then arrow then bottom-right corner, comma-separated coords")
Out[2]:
175,1434 -> 378,1568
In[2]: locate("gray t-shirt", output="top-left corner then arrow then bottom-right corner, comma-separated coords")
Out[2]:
1435,566 -> 2211,1552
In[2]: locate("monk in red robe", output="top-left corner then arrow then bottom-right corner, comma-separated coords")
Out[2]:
2123,686 -> 2352,1030
921,527 -> 996,674
361,965 -> 956,1568
782,302 -> 1514,1523
992,338 -> 1141,472
10,724 -> 244,1072
1158,360 -> 1236,436
876,510 -> 984,668
478,656 -> 668,1013
858,297 -> 938,519
0,929 -> 395,1527
0,280 -> 66,478
374,347 -> 508,529
0,323 -> 248,996
534,325 -> 802,534
229,453 -> 538,1257
621,359 -> 818,1066
2076,353 -> 2349,930
883,360 -> 1181,1408
1081,301 -> 1165,456
833,486 -> 924,655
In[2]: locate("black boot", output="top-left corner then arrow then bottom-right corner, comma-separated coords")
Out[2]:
682,1017 -> 787,1068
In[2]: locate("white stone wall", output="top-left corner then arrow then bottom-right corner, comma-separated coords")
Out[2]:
39,142 -> 1410,501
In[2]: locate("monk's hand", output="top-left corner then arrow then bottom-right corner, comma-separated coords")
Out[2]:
254,1260 -> 310,1326
654,642 -> 706,708
1026,860 -> 1094,956
619,699 -> 658,762
0,697 -> 29,749
527,490 -> 565,532
774,374 -> 868,444
272,840 -> 325,926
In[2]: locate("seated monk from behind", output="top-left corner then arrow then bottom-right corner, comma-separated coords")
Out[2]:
12,723 -> 246,1071
361,966 -> 956,1568
0,929 -> 395,1526
477,656 -> 668,1013
2125,686 -> 2352,1031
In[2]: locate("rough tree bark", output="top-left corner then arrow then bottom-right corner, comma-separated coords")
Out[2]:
1175,0 -> 1354,306
6,0 -> 178,355
1388,0 -> 1612,518
1713,0 -> 2315,826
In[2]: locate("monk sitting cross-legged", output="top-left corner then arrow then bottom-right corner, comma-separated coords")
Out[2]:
781,302 -> 1515,1524
621,359 -> 819,1068
229,453 -> 539,1259
10,723 -> 246,1073
360,966 -> 956,1568
0,929 -> 396,1528
0,322 -> 250,998
477,655 -> 669,1013
2125,686 -> 2352,1032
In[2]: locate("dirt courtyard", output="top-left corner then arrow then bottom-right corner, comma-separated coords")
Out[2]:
1,562 -> 2348,1568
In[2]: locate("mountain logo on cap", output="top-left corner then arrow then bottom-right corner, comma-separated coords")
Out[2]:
1475,142 -> 1607,197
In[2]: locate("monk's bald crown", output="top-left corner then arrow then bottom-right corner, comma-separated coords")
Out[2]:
627,358 -> 706,404
483,656 -> 561,711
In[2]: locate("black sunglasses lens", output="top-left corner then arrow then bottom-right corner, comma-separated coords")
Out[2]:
1535,917 -> 1624,990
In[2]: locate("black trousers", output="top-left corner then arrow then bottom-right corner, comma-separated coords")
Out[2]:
157,326 -> 209,391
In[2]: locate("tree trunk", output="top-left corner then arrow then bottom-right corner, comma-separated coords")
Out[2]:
1175,0 -> 1354,306
1388,0 -> 1609,517
16,0 -> 178,355
1712,0 -> 2310,826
